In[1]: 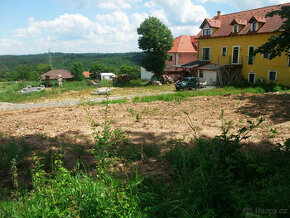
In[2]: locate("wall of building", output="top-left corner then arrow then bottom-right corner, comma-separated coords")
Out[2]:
141,67 -> 154,80
167,52 -> 197,66
198,33 -> 290,86
198,70 -> 217,86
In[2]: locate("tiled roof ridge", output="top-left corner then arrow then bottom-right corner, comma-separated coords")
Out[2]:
212,2 -> 289,18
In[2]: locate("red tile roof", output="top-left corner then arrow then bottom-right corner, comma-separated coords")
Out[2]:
168,35 -> 198,53
199,3 -> 289,38
249,16 -> 267,23
230,18 -> 247,26
41,69 -> 73,80
200,18 -> 221,28
83,71 -> 90,78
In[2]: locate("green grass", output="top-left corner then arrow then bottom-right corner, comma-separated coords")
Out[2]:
133,86 -> 289,103
86,98 -> 128,106
0,80 -> 94,103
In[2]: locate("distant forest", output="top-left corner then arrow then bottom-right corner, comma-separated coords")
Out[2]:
0,52 -> 145,80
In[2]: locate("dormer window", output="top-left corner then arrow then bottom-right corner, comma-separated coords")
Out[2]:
252,22 -> 258,31
249,16 -> 266,32
200,18 -> 221,37
233,24 -> 239,33
230,18 -> 247,34
203,28 -> 212,36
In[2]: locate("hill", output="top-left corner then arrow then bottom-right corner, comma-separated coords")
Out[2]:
0,52 -> 145,79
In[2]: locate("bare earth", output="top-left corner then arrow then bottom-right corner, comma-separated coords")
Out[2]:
1,92 -> 289,150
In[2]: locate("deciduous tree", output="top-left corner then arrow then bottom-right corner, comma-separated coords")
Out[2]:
70,62 -> 84,81
137,17 -> 173,80
90,62 -> 107,80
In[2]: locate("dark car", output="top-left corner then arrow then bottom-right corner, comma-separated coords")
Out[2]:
175,77 -> 200,91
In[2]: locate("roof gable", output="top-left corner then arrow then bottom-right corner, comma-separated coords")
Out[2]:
200,18 -> 221,29
168,35 -> 198,53
230,18 -> 247,26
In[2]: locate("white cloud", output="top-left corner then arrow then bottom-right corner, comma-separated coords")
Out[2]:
196,0 -> 289,10
56,0 -> 132,9
147,0 -> 208,25
9,12 -> 143,54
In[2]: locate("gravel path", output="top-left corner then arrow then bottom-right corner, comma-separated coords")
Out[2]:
0,87 -> 215,111
0,91 -> 175,111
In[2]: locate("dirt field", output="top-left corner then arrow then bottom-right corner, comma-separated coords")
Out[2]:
1,92 -> 289,150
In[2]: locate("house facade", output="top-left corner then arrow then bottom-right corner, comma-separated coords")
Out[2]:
167,35 -> 198,67
164,35 -> 199,80
197,3 -> 290,86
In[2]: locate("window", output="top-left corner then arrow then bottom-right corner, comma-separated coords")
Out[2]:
222,46 -> 227,56
203,28 -> 212,36
248,73 -> 255,84
263,53 -> 270,58
168,55 -> 173,61
252,22 -> 258,31
199,70 -> 204,78
202,48 -> 210,60
233,24 -> 239,33
232,46 -> 240,64
268,71 -> 277,81
248,46 -> 255,65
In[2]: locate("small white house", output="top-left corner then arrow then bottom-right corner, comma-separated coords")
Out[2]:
197,64 -> 218,86
141,67 -> 154,80
100,73 -> 116,80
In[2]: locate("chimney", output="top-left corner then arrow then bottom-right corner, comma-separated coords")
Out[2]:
217,11 -> 221,17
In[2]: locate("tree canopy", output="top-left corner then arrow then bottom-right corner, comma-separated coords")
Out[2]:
137,17 -> 173,79
89,62 -> 107,80
118,65 -> 140,80
255,5 -> 290,59
70,62 -> 84,81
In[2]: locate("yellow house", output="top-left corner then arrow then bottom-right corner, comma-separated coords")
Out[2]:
197,3 -> 290,86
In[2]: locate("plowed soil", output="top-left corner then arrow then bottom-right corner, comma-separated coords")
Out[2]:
1,93 -> 289,149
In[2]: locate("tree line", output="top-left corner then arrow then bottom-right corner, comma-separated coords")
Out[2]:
0,52 -> 144,81
1,61 -> 141,82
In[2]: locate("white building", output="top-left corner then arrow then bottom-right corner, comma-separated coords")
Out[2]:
141,67 -> 154,80
100,73 -> 116,80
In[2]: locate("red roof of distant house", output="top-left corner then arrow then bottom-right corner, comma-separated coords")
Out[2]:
199,3 -> 289,38
41,69 -> 73,80
168,35 -> 198,53
83,71 -> 90,78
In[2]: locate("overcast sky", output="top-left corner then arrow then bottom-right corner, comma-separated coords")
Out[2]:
0,0 -> 288,55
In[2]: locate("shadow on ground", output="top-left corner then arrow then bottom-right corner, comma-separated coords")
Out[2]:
234,93 -> 290,124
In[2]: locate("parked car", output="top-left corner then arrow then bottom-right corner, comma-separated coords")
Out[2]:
175,77 -> 200,91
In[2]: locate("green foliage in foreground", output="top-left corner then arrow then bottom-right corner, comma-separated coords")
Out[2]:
0,159 -> 142,217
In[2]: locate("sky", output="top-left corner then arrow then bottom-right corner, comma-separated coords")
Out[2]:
0,0 -> 288,55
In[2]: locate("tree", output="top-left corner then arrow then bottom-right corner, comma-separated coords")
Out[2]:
118,65 -> 140,80
137,17 -> 173,80
33,64 -> 51,81
89,61 -> 107,80
70,62 -> 84,81
15,65 -> 32,81
255,5 -> 290,59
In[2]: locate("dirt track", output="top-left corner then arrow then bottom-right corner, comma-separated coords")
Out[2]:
0,93 -> 289,149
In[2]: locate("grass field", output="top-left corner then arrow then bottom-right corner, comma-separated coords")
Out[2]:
0,80 -> 175,103
0,80 -> 289,104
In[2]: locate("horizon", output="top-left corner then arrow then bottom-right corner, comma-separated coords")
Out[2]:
0,0 -> 288,55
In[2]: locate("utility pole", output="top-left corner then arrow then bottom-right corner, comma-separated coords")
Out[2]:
48,48 -> 53,69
